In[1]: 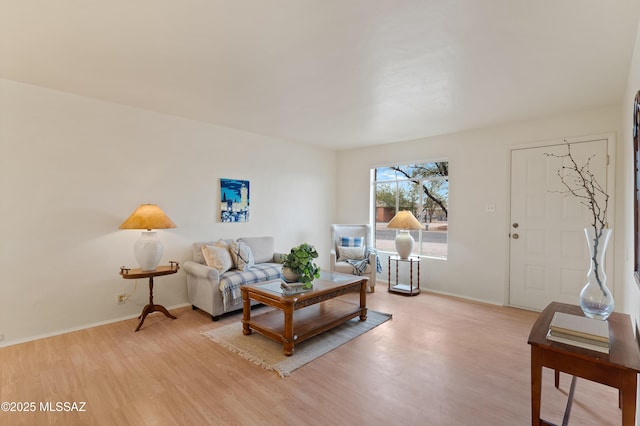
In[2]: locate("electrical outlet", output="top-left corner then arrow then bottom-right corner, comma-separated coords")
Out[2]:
117,293 -> 126,304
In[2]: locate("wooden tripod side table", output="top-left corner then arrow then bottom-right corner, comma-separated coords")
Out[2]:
119,262 -> 179,332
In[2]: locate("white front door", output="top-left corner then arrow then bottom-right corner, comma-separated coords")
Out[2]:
509,139 -> 609,311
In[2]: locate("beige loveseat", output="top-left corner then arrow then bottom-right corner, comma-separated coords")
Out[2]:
183,236 -> 284,321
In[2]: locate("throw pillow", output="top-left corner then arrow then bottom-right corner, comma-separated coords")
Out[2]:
201,243 -> 233,274
340,236 -> 363,247
338,245 -> 366,261
229,240 -> 255,271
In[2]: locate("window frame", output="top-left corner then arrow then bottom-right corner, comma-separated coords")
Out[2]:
372,161 -> 449,259
633,91 -> 640,286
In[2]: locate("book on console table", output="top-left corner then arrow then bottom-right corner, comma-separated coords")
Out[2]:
549,312 -> 609,343
546,330 -> 609,353
546,312 -> 610,354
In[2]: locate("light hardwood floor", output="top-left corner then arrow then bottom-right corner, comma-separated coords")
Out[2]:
0,288 -> 623,425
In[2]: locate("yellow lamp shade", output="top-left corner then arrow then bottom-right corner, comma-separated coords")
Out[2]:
120,204 -> 176,271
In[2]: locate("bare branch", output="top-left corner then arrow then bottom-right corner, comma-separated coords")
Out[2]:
390,166 -> 448,217
545,141 -> 609,295
544,143 -> 608,230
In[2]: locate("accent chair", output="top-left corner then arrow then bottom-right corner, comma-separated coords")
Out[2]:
330,224 -> 377,292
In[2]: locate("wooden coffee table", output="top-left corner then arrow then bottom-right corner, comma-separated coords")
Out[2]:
241,271 -> 368,355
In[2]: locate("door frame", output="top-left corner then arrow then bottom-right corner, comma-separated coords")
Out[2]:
504,133 -> 617,308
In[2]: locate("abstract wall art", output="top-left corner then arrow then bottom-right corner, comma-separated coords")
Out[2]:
220,178 -> 250,222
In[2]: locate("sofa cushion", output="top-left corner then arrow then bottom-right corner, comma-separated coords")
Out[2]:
229,240 -> 255,270
192,239 -> 233,265
192,241 -> 213,265
219,263 -> 283,310
334,261 -> 373,275
202,242 -> 233,274
340,236 -> 363,247
238,236 -> 274,264
338,245 -> 365,261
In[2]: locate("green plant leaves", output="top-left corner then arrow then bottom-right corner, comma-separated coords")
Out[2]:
282,243 -> 320,284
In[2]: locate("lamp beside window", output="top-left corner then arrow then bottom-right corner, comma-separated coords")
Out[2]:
386,210 -> 424,259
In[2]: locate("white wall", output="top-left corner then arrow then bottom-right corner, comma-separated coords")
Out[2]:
2,55 -> 637,347
337,106 -> 623,305
620,13 -> 640,417
0,79 -> 337,346
620,20 -> 640,327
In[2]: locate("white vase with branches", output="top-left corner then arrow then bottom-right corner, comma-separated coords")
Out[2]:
546,142 -> 613,320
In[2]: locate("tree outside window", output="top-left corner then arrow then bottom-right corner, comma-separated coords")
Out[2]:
373,162 -> 448,258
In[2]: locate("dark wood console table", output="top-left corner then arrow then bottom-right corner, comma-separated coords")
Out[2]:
528,302 -> 640,425
119,263 -> 179,331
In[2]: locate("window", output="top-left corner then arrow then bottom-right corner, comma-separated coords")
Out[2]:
373,162 -> 448,258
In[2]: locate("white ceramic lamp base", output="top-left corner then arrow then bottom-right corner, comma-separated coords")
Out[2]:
395,230 -> 414,259
134,230 -> 163,271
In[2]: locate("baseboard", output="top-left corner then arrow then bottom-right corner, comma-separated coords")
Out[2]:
379,280 -> 504,307
0,302 -> 191,349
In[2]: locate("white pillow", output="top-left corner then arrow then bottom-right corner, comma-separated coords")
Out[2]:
229,240 -> 255,271
202,243 -> 233,274
337,245 -> 365,261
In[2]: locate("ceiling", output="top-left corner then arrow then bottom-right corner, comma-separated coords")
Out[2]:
2,1 -> 639,150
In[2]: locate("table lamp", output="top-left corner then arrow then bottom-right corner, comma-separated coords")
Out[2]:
119,204 -> 176,271
386,210 -> 424,259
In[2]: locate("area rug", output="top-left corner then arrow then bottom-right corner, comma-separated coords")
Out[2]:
203,310 -> 392,377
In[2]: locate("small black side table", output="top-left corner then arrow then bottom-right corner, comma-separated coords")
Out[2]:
119,262 -> 179,331
388,255 -> 420,296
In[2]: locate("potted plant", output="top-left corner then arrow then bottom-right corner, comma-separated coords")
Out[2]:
281,243 -> 321,287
